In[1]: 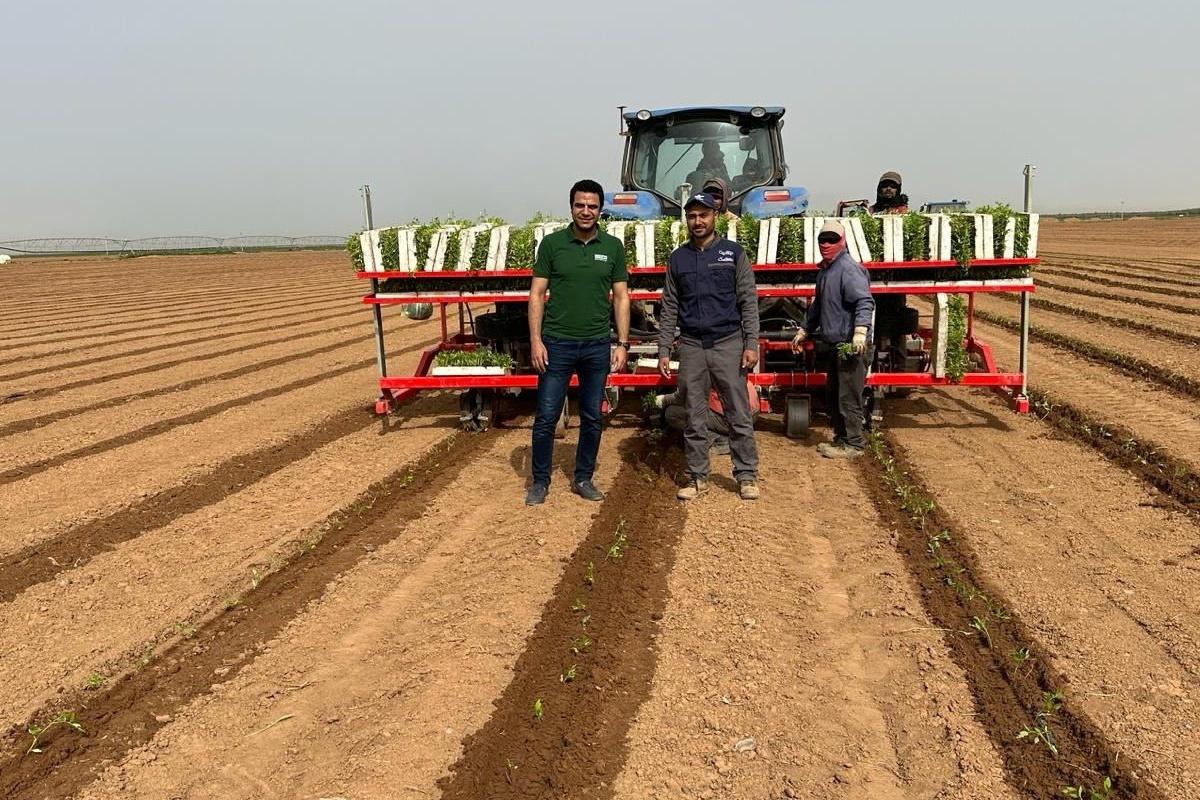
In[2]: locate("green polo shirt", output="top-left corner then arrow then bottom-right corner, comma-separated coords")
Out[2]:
533,224 -> 628,341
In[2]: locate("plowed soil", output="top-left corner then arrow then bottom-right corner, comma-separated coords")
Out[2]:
1,223 -> 1197,799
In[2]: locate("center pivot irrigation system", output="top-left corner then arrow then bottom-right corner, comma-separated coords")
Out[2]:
351,106 -> 1038,434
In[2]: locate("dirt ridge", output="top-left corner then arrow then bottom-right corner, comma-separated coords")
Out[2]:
860,430 -> 1167,800
439,436 -> 685,800
0,357 -> 375,486
0,426 -> 495,799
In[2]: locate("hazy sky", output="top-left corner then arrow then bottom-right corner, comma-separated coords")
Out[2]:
1,0 -> 1195,239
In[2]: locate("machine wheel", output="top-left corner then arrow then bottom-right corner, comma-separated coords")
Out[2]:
784,394 -> 810,439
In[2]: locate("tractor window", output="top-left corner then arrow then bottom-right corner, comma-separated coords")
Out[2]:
632,119 -> 773,201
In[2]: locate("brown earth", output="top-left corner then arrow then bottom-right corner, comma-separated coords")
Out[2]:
1,230 -> 1198,799
1040,217 -> 1200,263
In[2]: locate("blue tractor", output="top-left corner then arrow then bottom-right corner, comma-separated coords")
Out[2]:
603,106 -> 809,220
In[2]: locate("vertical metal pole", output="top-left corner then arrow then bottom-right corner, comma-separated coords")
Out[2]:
1019,165 -> 1034,399
362,184 -> 389,383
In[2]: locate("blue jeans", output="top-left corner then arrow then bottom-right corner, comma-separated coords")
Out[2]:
531,336 -> 610,486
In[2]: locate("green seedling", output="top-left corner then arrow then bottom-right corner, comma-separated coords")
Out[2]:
1063,776 -> 1113,799
174,621 -> 197,639
970,616 -> 992,648
1042,689 -> 1065,716
84,673 -> 105,691
532,698 -> 544,720
926,530 -> 951,554
606,524 -> 629,560
580,614 -> 591,628
27,711 -> 85,754
571,635 -> 592,655
835,342 -> 855,360
1011,647 -> 1031,665
251,568 -> 264,589
583,561 -> 595,586
223,596 -> 241,611
570,597 -> 587,612
560,664 -> 578,683
1017,719 -> 1059,756
505,758 -> 518,785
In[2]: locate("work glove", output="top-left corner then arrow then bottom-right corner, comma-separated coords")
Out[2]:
790,328 -> 807,353
851,327 -> 868,355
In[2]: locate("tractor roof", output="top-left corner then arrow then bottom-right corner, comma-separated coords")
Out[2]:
624,106 -> 785,123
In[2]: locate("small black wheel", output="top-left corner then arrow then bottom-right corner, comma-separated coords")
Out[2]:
785,394 -> 810,439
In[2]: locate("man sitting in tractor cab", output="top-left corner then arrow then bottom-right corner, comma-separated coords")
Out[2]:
684,140 -> 731,192
869,171 -> 909,214
731,156 -> 768,194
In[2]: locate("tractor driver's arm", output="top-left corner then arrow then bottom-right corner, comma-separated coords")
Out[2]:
529,276 -> 550,373
611,281 -> 630,372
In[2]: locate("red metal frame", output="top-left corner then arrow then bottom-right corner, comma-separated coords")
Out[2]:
362,260 -> 1037,416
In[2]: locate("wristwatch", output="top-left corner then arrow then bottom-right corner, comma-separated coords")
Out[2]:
616,341 -> 630,349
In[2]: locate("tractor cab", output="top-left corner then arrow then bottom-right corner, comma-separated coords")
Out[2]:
604,106 -> 809,220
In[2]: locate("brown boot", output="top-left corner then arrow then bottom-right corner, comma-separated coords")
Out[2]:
738,480 -> 761,500
677,478 -> 710,500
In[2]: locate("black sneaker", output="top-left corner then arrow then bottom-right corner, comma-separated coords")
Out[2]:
570,480 -> 605,502
525,483 -> 549,506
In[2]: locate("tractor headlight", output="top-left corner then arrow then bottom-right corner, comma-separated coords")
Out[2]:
636,109 -> 651,121
750,106 -> 766,118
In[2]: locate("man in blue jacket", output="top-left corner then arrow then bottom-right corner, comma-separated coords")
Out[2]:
790,219 -> 875,458
657,192 -> 761,501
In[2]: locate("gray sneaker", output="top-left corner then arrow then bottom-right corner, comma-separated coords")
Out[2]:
525,483 -> 549,505
820,444 -> 864,460
570,480 -> 605,501
677,478 -> 710,500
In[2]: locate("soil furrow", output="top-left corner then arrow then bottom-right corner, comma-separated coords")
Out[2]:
885,388 -> 1200,793
987,294 -> 1200,349
861,431 -> 1165,800
1032,278 -> 1200,316
1046,263 -> 1200,290
1037,268 -> 1200,299
0,357 -> 375,486
0,428 -> 495,800
0,292 -> 355,365
0,306 -> 367,383
1027,389 -> 1200,513
0,283 -> 357,346
972,308 -> 1200,400
0,330 -> 376,438
439,436 -> 686,799
974,293 -> 1200,383
0,273 -> 349,322
0,278 -> 351,334
1041,252 -> 1200,279
0,306 -> 392,406
0,393 -> 446,605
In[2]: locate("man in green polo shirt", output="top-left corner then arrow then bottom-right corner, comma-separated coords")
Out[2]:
526,179 -> 630,506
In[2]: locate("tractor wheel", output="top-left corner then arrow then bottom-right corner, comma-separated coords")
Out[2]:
784,394 -> 810,439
